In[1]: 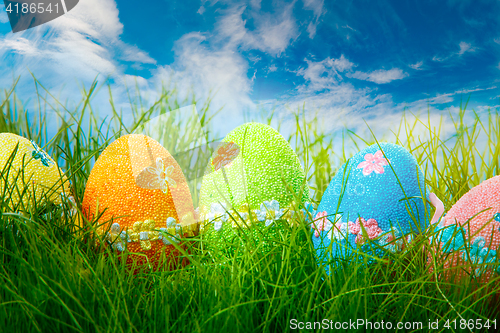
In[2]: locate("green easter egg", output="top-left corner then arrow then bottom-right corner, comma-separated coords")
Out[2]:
200,122 -> 310,210
198,122 -> 311,258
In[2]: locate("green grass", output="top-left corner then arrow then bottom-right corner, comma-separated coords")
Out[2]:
1,78 -> 499,332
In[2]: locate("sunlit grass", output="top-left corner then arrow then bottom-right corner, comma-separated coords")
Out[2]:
0,77 -> 499,332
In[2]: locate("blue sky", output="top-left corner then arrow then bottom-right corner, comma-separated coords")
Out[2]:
0,0 -> 499,140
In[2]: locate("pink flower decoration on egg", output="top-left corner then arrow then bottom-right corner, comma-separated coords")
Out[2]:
349,217 -> 382,245
348,221 -> 361,234
357,150 -> 389,176
313,211 -> 329,238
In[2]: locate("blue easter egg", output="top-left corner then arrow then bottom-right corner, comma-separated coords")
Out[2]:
313,142 -> 432,272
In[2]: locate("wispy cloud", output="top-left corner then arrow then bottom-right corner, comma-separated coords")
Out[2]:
0,0 -> 160,137
402,85 -> 497,109
458,41 -> 474,55
432,41 -> 475,63
156,31 -> 255,120
432,55 -> 450,62
302,0 -> 325,38
268,64 -> 278,72
296,55 -> 355,90
348,68 -> 408,84
216,4 -> 298,56
342,25 -> 356,31
409,61 -> 424,70
454,86 -> 497,94
302,0 -> 324,18
0,0 -> 155,87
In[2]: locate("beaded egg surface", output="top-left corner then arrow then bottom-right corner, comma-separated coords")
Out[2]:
82,134 -> 197,270
429,176 -> 500,284
0,133 -> 70,210
198,122 -> 311,256
313,142 -> 431,272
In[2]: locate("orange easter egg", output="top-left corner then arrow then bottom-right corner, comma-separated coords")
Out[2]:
82,134 -> 197,270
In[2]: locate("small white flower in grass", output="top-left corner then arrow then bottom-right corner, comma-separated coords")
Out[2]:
166,217 -> 177,227
158,227 -> 171,245
214,221 -> 223,231
120,231 -> 130,242
107,223 -> 126,250
110,223 -> 120,234
208,202 -> 229,224
159,217 -> 180,244
256,208 -> 267,222
256,200 -> 284,227
115,242 -> 124,252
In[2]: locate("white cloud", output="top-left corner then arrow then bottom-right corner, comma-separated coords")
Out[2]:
146,31 -> 256,135
307,22 -> 317,39
302,0 -> 325,39
348,68 -> 408,84
296,55 -> 355,90
342,25 -> 356,31
216,4 -> 298,56
432,41 -> 475,63
400,85 -> 497,110
264,82 -> 462,148
0,0 -> 162,143
0,37 -> 39,55
302,0 -> 324,18
413,93 -> 454,105
119,45 -> 156,64
409,61 -> 424,70
256,52 -> 498,145
432,55 -> 449,62
250,0 -> 262,11
454,86 -> 497,94
458,41 -> 474,55
0,0 -> 155,89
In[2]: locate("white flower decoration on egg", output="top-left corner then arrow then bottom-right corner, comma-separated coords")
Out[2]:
145,157 -> 177,195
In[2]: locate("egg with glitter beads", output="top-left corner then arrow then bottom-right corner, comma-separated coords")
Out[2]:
198,122 -> 312,256
428,175 -> 500,284
82,134 -> 197,270
0,133 -> 71,211
313,142 -> 433,273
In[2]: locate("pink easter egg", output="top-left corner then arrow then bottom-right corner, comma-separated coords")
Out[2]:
429,176 -> 500,284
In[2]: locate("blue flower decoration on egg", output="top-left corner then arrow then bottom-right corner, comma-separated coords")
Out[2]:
313,142 -> 432,273
30,140 -> 54,167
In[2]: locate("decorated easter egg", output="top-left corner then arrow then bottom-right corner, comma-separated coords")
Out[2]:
198,122 -> 311,256
313,142 -> 433,272
82,134 -> 197,270
429,175 -> 500,284
0,133 -> 70,210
